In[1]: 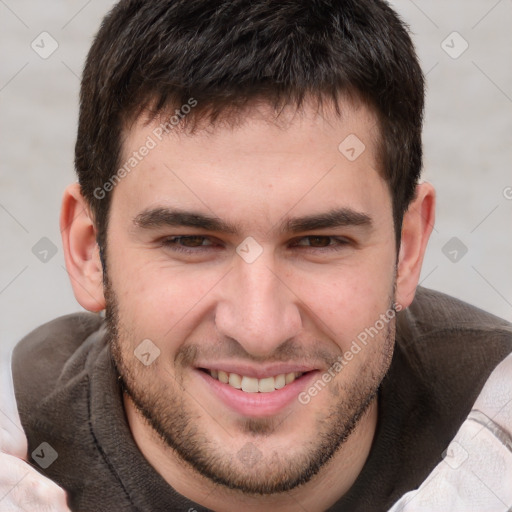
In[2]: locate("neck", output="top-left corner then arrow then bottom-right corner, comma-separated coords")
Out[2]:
124,394 -> 378,512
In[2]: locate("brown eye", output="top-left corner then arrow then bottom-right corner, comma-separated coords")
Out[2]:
176,236 -> 208,247
161,235 -> 218,253
291,236 -> 351,252
306,236 -> 332,247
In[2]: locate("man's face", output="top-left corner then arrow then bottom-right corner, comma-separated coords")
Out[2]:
105,100 -> 397,493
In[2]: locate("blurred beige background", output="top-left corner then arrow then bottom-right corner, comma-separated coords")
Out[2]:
1,0 -> 511,362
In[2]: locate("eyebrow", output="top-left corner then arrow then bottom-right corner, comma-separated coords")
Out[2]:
133,206 -> 373,235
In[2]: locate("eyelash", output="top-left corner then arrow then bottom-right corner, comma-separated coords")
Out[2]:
160,235 -> 351,255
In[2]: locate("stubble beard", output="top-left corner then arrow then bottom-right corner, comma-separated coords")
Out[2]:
105,277 -> 395,495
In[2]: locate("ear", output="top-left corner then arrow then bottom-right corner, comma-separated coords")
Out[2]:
60,183 -> 106,312
395,182 -> 436,309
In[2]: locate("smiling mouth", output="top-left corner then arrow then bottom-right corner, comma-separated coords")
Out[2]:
199,368 -> 308,393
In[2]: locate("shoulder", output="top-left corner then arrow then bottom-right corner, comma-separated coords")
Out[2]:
395,286 -> 512,410
398,286 -> 512,352
400,286 -> 512,334
12,312 -> 106,414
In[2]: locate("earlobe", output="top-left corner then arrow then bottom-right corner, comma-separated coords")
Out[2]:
60,183 -> 106,312
395,182 -> 436,309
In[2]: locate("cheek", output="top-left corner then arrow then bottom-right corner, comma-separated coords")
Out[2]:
111,258 -> 221,342
286,254 -> 396,349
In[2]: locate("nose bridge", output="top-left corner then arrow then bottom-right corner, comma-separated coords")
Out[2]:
216,252 -> 301,356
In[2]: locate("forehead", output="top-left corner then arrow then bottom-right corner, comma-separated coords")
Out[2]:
111,100 -> 390,234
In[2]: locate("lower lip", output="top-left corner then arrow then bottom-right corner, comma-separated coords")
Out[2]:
196,369 -> 319,418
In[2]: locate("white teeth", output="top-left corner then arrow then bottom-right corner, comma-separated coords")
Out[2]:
258,377 -> 275,393
274,374 -> 286,389
285,372 -> 296,384
241,376 -> 259,393
208,370 -> 305,393
228,373 -> 242,389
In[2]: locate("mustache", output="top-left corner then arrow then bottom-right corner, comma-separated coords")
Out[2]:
174,339 -> 340,369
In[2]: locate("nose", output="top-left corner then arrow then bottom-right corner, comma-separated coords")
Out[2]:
215,249 -> 302,358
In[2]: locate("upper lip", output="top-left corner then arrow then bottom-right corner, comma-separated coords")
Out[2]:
195,362 -> 318,379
